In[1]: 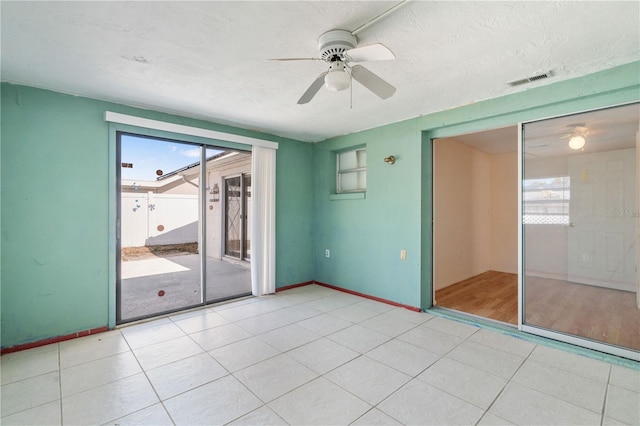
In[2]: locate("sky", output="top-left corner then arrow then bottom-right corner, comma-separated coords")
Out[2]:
120,134 -> 222,181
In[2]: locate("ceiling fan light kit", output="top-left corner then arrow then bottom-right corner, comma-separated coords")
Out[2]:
272,28 -> 397,104
324,61 -> 350,91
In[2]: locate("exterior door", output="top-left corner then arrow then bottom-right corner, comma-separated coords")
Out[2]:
224,174 -> 251,260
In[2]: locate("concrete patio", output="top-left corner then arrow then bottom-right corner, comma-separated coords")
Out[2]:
120,254 -> 251,321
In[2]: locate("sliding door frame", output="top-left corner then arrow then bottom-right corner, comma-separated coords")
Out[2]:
518,102 -> 640,361
115,130 -> 252,324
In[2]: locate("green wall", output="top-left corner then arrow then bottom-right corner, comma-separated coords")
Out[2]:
2,61 -> 638,348
1,84 -> 314,348
313,61 -> 640,309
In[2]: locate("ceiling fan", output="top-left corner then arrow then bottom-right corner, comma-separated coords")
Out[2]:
270,29 -> 397,104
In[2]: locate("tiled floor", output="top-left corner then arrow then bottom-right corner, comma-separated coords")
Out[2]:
1,284 -> 639,425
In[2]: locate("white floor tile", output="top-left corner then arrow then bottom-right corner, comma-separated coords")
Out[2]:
528,345 -> 611,382
329,304 -> 381,323
0,400 -> 61,426
120,322 -> 186,350
446,341 -> 524,379
477,412 -> 515,425
286,338 -> 359,375
269,377 -> 371,425
418,357 -> 507,409
327,324 -> 391,353
604,384 -> 640,425
168,306 -> 210,321
132,335 -> 203,370
104,403 -> 173,426
275,304 -> 324,323
277,289 -> 325,305
146,352 -> 228,400
383,307 -> 433,325
296,313 -> 352,336
352,299 -> 396,313
257,324 -> 320,352
397,324 -> 463,355
0,371 -> 60,417
3,287 -> 634,426
189,323 -> 251,351
252,295 -> 295,312
61,351 -> 142,397
215,301 -> 278,322
610,364 -> 640,392
229,406 -> 288,425
62,373 -> 158,425
423,316 -> 479,339
209,336 -> 280,372
171,311 -> 228,334
490,382 -> 601,425
235,311 -> 293,335
0,345 -> 59,385
359,313 -> 420,337
378,379 -> 485,425
59,332 -> 129,369
468,328 -> 536,358
365,339 -> 440,376
352,408 -> 402,425
163,375 -> 261,425
512,359 -> 607,413
602,415 -> 630,425
301,294 -> 361,313
326,356 -> 411,405
234,354 -> 318,402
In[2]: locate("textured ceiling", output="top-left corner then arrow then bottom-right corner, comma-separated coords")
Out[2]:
2,1 -> 638,142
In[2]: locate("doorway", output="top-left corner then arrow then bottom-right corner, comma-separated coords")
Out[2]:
224,174 -> 251,260
116,133 -> 252,323
432,126 -> 519,325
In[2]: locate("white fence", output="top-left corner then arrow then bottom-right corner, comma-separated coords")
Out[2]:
121,192 -> 198,248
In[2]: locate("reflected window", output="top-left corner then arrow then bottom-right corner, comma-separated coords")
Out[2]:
523,176 -> 570,225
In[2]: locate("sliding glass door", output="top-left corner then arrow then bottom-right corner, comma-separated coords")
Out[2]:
117,134 -> 252,323
521,103 -> 639,358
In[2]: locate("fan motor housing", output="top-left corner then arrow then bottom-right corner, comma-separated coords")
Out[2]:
318,29 -> 357,61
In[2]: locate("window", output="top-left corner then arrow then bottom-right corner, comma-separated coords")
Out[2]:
337,148 -> 366,193
523,176 -> 570,225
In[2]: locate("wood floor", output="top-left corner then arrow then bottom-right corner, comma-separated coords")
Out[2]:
525,276 -> 639,351
435,270 -> 640,351
435,271 -> 518,324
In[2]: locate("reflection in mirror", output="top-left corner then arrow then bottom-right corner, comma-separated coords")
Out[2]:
523,102 -> 639,353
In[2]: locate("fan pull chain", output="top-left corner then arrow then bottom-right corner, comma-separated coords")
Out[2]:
350,74 -> 353,109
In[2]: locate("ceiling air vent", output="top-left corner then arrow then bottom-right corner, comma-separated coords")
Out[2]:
508,71 -> 553,87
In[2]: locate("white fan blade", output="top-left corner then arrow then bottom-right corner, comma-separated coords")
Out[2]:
350,65 -> 396,100
269,57 -> 322,62
345,44 -> 395,62
297,72 -> 328,104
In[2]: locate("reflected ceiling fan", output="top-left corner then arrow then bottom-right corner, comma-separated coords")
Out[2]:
271,29 -> 396,104
561,123 -> 603,150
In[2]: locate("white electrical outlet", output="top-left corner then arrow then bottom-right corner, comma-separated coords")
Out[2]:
400,249 -> 406,260
325,249 -> 330,258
